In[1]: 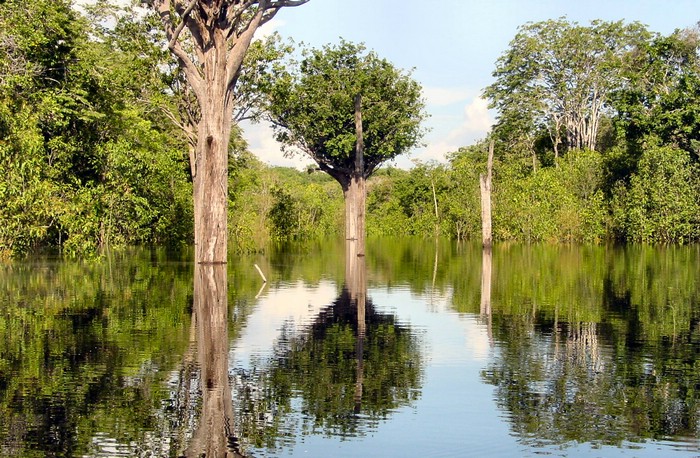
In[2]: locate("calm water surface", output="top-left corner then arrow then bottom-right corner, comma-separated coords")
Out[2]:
2,239 -> 700,457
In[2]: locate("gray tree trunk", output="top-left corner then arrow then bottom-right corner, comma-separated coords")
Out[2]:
344,94 -> 366,252
193,86 -> 231,264
480,141 -> 495,249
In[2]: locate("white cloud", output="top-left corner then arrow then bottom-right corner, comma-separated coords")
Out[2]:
417,96 -> 494,163
240,121 -> 313,169
422,86 -> 473,107
254,18 -> 285,41
463,96 -> 493,133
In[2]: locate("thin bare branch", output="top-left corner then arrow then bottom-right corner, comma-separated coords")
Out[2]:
225,10 -> 263,90
169,0 -> 197,49
154,0 -> 205,98
270,0 -> 309,7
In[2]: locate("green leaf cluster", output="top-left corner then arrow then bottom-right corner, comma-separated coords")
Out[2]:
264,40 -> 427,178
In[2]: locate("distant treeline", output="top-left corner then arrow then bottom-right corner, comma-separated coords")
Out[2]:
1,1 -> 699,257
230,143 -> 699,249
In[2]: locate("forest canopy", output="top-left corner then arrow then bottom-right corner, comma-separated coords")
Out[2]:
1,2 -> 699,258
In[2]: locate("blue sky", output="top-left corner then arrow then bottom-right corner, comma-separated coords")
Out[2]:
244,0 -> 700,169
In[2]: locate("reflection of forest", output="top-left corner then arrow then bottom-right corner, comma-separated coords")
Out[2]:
480,245 -> 700,447
234,240 -> 423,448
0,254 -> 193,456
3,242 -> 700,454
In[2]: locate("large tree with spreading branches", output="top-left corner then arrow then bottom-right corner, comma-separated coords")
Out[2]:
264,40 -> 427,249
146,0 -> 307,263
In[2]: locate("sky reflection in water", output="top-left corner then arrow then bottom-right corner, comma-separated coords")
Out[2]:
2,241 -> 700,457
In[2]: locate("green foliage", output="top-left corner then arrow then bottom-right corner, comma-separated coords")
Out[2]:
492,150 -> 608,243
366,169 -> 413,236
3,4 -> 700,252
445,145 -> 489,240
0,0 -> 193,257
366,163 -> 471,238
228,156 -> 343,249
612,28 -> 700,164
476,20 -> 700,247
266,171 -> 343,242
485,18 -> 650,154
264,39 -> 427,179
363,147 -> 609,244
611,144 -> 700,243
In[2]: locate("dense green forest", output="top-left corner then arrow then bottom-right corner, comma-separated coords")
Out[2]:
1,1 -> 699,258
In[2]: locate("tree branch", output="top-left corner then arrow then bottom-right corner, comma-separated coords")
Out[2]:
225,9 -> 264,90
224,0 -> 309,88
169,0 -> 196,49
154,0 -> 205,99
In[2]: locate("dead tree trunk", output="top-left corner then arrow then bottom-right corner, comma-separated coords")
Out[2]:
344,94 -> 366,252
479,140 -> 494,249
431,178 -> 439,235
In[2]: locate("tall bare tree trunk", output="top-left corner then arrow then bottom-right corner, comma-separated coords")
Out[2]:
431,178 -> 439,235
479,141 -> 495,249
153,0 -> 308,264
344,178 -> 365,243
194,78 -> 232,264
344,94 -> 366,253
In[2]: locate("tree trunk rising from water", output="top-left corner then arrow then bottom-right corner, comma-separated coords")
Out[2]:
480,141 -> 494,249
150,0 -> 308,263
344,94 -> 367,248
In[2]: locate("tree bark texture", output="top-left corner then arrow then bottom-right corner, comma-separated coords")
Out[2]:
193,83 -> 231,264
479,140 -> 495,249
344,178 -> 366,244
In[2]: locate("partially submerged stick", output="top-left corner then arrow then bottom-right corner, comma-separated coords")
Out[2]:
254,264 -> 267,283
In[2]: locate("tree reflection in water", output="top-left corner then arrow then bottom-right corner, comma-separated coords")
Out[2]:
480,247 -> 494,345
184,263 -> 243,457
481,251 -> 700,449
235,239 -> 423,448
